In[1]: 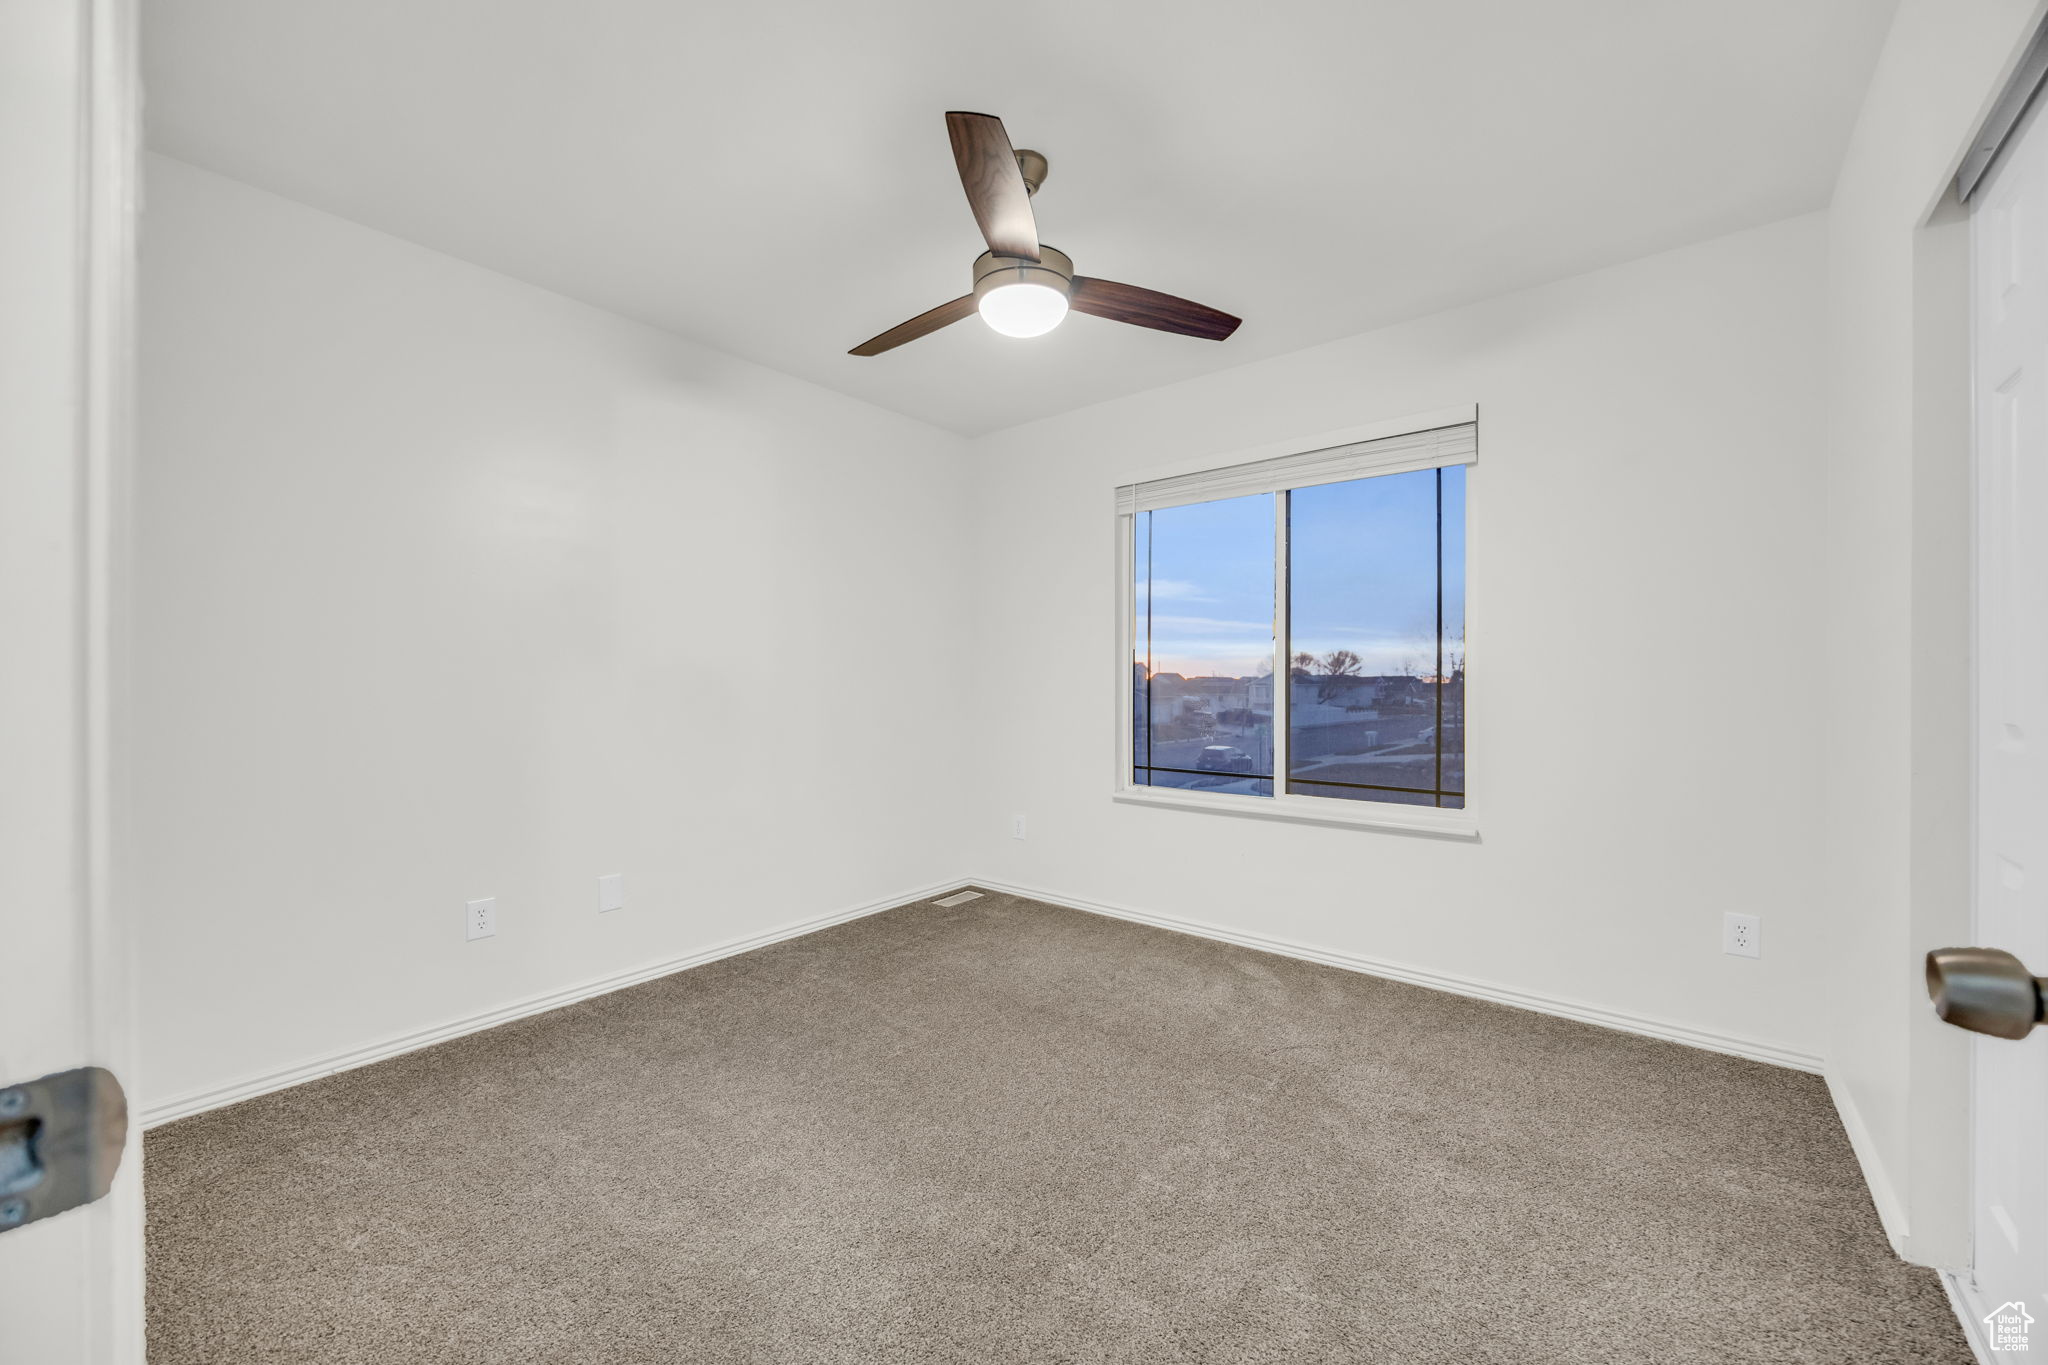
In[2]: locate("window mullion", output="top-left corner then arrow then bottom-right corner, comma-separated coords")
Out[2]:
1273,489 -> 1289,802
1434,468 -> 1444,808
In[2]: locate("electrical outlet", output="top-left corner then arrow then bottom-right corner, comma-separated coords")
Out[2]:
1012,814 -> 1027,840
466,897 -> 497,941
1723,912 -> 1760,959
598,873 -> 625,913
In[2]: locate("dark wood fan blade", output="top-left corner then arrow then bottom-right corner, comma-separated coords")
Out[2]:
848,295 -> 977,356
1068,277 -> 1241,341
946,111 -> 1039,261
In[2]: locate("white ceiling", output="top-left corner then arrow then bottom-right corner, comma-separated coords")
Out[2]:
144,0 -> 1895,435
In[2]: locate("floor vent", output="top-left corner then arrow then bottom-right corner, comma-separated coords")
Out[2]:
932,890 -> 983,908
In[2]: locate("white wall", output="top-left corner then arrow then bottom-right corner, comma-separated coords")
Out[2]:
1821,0 -> 2046,1268
964,214 -> 1830,1064
134,155 -> 972,1115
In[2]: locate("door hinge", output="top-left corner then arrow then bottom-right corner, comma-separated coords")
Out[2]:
0,1066 -> 126,1232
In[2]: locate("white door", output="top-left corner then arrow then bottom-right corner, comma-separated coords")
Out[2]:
1972,91 -> 2048,1356
0,1 -> 144,1360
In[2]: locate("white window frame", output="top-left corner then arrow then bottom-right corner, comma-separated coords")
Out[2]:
1113,404 -> 1479,838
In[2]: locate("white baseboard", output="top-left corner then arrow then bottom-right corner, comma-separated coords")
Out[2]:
973,877 -> 1825,1074
139,876 -> 968,1129
141,872 -> 1826,1125
1824,1064 -> 1911,1256
1943,1270 -> 2000,1365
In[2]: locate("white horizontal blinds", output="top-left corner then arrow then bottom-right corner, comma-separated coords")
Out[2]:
1115,422 -> 1476,514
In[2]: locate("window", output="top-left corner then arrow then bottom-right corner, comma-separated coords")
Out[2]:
1119,414 -> 1473,829
1133,492 -> 1276,797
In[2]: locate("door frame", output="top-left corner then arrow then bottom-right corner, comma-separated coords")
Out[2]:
87,0 -> 145,1353
0,0 -> 144,1357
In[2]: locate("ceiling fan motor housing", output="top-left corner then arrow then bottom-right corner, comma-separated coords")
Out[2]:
1014,148 -> 1048,196
973,244 -> 1074,303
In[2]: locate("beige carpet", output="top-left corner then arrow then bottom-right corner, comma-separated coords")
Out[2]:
145,888 -> 1970,1363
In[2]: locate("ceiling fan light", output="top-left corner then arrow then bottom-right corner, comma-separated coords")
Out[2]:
978,282 -> 1069,338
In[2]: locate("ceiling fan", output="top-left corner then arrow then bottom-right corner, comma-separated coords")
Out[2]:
849,112 -> 1243,356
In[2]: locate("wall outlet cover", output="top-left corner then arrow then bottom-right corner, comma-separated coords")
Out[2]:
598,873 -> 625,913
1012,814 -> 1027,840
1722,911 -> 1761,959
467,897 -> 497,941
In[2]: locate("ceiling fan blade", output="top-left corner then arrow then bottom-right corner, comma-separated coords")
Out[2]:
946,112 -> 1039,262
1068,277 -> 1241,341
848,294 -> 978,356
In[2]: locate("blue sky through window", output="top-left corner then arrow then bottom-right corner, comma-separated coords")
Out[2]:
1136,468 -> 1464,679
1138,492 -> 1274,678
1291,467 -> 1459,676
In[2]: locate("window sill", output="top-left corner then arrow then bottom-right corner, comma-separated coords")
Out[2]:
1112,784 -> 1479,838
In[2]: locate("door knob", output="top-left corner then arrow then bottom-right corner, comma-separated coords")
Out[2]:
1927,947 -> 2048,1040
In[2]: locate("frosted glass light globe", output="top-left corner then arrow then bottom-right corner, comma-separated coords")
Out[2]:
978,282 -> 1069,338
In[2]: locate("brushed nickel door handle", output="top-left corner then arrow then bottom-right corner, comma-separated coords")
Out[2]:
0,1066 -> 126,1232
1927,947 -> 2048,1040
